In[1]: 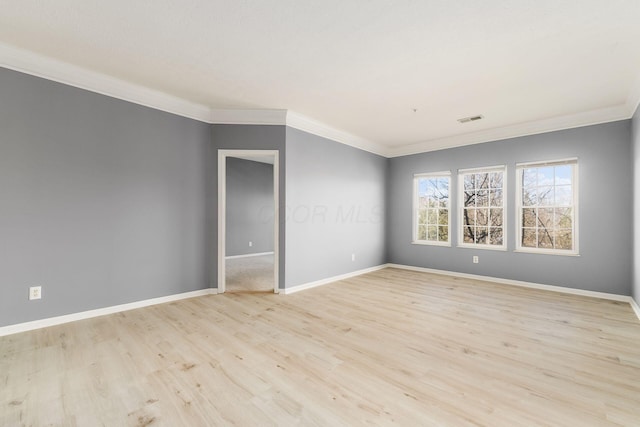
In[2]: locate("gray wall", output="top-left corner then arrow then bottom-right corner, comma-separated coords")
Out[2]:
0,68 -> 213,327
285,127 -> 387,288
211,124 -> 286,289
632,106 -> 640,305
388,121 -> 633,295
226,157 -> 274,256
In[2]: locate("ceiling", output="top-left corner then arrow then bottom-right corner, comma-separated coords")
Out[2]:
1,0 -> 640,157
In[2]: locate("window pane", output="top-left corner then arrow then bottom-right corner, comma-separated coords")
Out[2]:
476,190 -> 489,207
555,229 -> 573,250
489,227 -> 503,245
555,185 -> 572,206
523,169 -> 537,188
438,226 -> 448,242
489,189 -> 503,207
538,229 -> 553,248
538,208 -> 554,229
427,209 -> 437,224
554,208 -> 572,228
418,209 -> 427,224
522,188 -> 536,206
438,209 -> 448,225
537,167 -> 554,185
490,209 -> 503,227
427,226 -> 438,241
490,172 -> 503,188
463,227 -> 475,243
463,190 -> 476,207
476,209 -> 488,227
522,208 -> 536,227
463,208 -> 475,226
537,186 -> 554,205
475,228 -> 488,244
417,224 -> 426,240
555,165 -> 572,185
476,173 -> 489,188
522,228 -> 537,247
464,174 -> 475,190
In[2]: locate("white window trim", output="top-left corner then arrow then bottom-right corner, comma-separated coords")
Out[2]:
412,171 -> 451,247
515,158 -> 579,256
457,165 -> 507,251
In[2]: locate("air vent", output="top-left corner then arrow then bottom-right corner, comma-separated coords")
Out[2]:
457,115 -> 484,123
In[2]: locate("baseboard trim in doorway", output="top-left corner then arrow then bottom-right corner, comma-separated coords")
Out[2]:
283,264 -> 388,295
0,288 -> 218,337
225,251 -> 274,260
630,298 -> 640,321
388,263 -> 640,321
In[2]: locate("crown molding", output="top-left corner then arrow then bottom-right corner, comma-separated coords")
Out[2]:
210,108 -> 287,125
286,111 -> 390,157
387,104 -> 632,158
0,42 -> 212,123
2,42 -> 638,159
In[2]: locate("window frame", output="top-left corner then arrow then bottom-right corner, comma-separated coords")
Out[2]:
515,158 -> 579,256
457,165 -> 507,251
412,171 -> 451,247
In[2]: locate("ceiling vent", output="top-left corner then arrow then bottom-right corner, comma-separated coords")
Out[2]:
457,114 -> 484,123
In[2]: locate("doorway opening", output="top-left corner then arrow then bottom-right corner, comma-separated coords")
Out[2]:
217,150 -> 279,293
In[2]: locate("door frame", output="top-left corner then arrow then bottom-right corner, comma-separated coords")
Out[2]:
217,149 -> 279,293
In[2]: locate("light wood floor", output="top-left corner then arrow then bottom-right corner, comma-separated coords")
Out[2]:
2,268 -> 640,426
225,254 -> 274,293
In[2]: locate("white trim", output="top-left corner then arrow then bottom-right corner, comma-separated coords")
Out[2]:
515,160 -> 579,255
516,157 -> 578,168
286,111 -> 388,157
218,150 -> 280,294
414,170 -> 451,178
413,174 -> 451,246
0,42 -> 212,123
630,298 -> 640,321
457,166 -> 507,250
458,164 -> 506,174
387,104 -> 631,158
225,251 -> 275,260
388,263 -> 632,302
282,265 -> 389,295
0,288 -> 216,337
2,43 -> 637,160
210,109 -> 287,125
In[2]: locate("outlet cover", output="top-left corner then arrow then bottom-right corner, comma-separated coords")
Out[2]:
473,256 -> 479,264
29,286 -> 42,300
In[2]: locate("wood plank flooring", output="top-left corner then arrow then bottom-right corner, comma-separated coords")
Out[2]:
1,268 -> 640,426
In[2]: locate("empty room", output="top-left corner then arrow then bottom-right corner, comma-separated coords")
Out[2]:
2,1 -> 640,426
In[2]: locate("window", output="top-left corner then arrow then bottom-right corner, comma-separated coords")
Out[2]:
516,158 -> 578,254
413,172 -> 450,245
458,166 -> 506,249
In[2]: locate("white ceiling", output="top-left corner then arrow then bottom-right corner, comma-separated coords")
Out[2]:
1,0 -> 640,157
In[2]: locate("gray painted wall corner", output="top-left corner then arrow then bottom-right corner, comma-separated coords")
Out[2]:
632,105 -> 640,306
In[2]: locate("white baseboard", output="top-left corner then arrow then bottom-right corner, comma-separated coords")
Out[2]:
283,264 -> 388,295
388,263 -> 640,321
0,288 -> 217,337
225,251 -> 274,260
630,298 -> 640,321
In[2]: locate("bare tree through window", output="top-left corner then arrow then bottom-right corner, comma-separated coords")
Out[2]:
518,161 -> 576,252
460,167 -> 505,247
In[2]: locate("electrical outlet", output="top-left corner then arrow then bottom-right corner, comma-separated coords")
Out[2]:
473,256 -> 479,264
352,253 -> 356,262
29,286 -> 42,300
249,241 -> 253,247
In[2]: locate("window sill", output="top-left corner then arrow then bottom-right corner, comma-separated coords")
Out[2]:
412,241 -> 451,247
457,243 -> 507,252
514,249 -> 580,257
